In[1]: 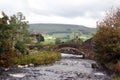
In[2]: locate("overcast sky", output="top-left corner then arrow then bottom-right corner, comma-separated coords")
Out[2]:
0,0 -> 120,28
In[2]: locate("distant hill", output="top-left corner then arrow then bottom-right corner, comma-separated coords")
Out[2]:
29,23 -> 96,34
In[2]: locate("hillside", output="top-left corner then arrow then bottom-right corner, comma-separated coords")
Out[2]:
29,23 -> 96,35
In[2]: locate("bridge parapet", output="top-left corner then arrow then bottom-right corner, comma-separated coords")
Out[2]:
56,43 -> 81,49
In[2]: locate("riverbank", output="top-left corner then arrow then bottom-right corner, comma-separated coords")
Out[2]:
104,63 -> 120,80
0,53 -> 112,80
15,51 -> 61,66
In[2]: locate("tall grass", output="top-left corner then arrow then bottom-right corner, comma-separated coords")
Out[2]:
15,51 -> 61,66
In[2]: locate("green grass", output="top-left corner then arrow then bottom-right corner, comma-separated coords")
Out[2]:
113,74 -> 120,80
15,51 -> 61,65
42,33 -> 91,45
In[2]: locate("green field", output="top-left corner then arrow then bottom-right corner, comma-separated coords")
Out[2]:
29,23 -> 96,44
41,33 -> 91,44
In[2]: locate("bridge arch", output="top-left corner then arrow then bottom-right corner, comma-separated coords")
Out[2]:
56,43 -> 86,58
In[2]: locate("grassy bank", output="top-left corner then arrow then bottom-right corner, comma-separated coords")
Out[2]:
15,51 -> 61,66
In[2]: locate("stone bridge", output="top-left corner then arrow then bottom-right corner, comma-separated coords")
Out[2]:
56,38 -> 95,59
56,43 -> 90,58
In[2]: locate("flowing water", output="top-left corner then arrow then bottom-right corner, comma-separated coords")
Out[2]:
0,53 -> 112,80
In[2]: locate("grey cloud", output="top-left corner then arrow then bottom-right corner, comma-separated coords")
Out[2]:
2,0 -> 117,20
0,0 -> 120,26
29,0 -> 119,19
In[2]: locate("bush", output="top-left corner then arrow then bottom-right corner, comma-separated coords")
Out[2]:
0,50 -> 16,67
93,8 -> 120,64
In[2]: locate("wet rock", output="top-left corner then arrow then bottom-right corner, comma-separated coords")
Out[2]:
94,72 -> 105,76
87,74 -> 92,79
55,71 -> 60,74
29,63 -> 34,67
91,63 -> 99,69
74,72 -> 82,77
94,72 -> 105,79
0,67 -> 4,75
103,77 -> 112,80
63,77 -> 75,80
82,63 -> 91,68
17,65 -> 28,68
66,76 -> 75,80
59,75 -> 64,78
32,69 -> 40,72
61,62 -> 68,65
9,73 -> 26,78
45,69 -> 54,72
77,73 -> 84,78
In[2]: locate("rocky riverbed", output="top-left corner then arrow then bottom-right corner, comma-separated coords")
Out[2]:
0,53 -> 112,80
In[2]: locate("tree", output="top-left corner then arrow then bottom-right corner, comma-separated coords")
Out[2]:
0,12 -> 30,67
36,34 -> 44,43
93,8 -> 120,64
0,12 -> 15,67
9,12 -> 30,42
9,12 -> 30,54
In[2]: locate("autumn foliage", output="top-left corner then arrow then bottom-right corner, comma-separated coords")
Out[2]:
93,8 -> 120,64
